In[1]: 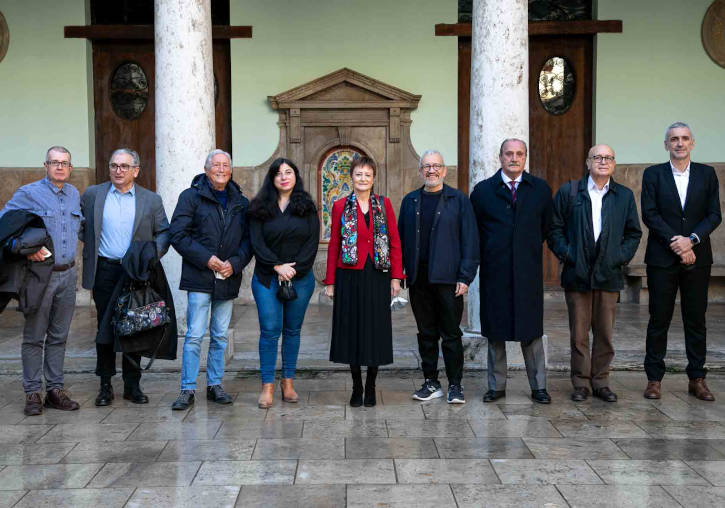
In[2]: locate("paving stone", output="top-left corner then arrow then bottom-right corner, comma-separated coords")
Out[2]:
216,420 -> 303,439
100,407 -> 189,423
265,404 -> 345,421
194,460 -> 296,485
127,486 -> 240,508
127,421 -> 222,441
303,419 -> 388,438
88,461 -> 201,488
13,488 -> 134,508
0,424 -> 53,444
663,485 -> 725,507
0,490 -> 25,508
394,458 -> 499,484
21,407 -> 112,425
0,463 -> 103,490
0,443 -> 76,465
588,459 -> 711,485
345,438 -> 438,459
551,419 -> 648,438
490,459 -> 602,485
348,484 -> 456,507
252,437 -> 344,459
158,439 -> 255,461
296,459 -> 396,484
613,438 -> 725,460
452,484 -> 567,507
557,485 -> 681,507
522,438 -> 627,459
386,419 -> 474,437
684,460 -> 725,486
421,402 -> 507,420
641,421 -> 725,439
346,405 -> 426,421
62,440 -> 167,463
37,423 -> 139,442
236,485 -> 345,507
434,437 -> 533,459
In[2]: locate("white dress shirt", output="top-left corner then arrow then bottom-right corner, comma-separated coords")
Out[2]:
588,176 -> 609,242
501,171 -> 522,190
670,161 -> 691,210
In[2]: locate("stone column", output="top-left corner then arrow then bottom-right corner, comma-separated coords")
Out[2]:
467,0 -> 531,363
155,0 -> 216,325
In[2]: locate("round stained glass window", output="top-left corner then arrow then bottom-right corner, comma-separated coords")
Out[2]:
110,62 -> 149,120
538,56 -> 576,115
319,147 -> 366,241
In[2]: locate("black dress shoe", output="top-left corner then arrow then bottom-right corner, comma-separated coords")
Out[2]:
593,387 -> 618,402
363,386 -> 377,407
570,387 -> 589,402
483,389 -> 506,403
95,382 -> 114,407
123,385 -> 149,404
207,385 -> 233,404
531,389 -> 552,404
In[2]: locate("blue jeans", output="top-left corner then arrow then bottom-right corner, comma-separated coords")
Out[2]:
252,271 -> 316,384
181,292 -> 234,391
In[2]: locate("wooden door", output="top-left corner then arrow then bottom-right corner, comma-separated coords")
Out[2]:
92,40 -> 232,191
529,35 -> 593,287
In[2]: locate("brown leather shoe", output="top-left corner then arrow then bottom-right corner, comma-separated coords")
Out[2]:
44,388 -> 80,411
24,392 -> 43,416
689,378 -> 715,401
280,378 -> 298,403
644,381 -> 661,399
258,383 -> 274,409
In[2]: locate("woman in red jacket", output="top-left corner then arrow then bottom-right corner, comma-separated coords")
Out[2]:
324,157 -> 404,407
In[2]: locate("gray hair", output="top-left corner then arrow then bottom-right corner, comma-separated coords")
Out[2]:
419,149 -> 445,168
665,122 -> 694,141
110,148 -> 140,167
204,149 -> 232,169
499,138 -> 528,156
45,146 -> 71,163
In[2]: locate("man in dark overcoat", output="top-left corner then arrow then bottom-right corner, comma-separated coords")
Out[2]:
470,138 -> 554,404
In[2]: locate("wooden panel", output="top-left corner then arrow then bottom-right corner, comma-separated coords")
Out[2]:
435,20 -> 622,37
65,25 -> 252,40
213,39 -> 232,155
529,34 -> 594,286
458,37 -> 471,194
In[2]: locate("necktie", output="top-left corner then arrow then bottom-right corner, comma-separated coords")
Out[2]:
509,181 -> 517,204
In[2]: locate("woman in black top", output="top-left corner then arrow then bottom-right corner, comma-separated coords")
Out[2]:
248,158 -> 319,408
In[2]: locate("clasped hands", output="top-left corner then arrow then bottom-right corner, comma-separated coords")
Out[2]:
670,235 -> 695,265
274,262 -> 297,282
207,255 -> 234,278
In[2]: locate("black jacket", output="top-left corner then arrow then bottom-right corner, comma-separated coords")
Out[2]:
96,241 -> 178,363
470,170 -> 553,342
548,176 -> 642,291
0,210 -> 54,315
398,184 -> 479,286
170,174 -> 253,300
641,162 -> 721,268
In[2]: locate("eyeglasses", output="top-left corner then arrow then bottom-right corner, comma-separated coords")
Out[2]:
109,163 -> 136,172
211,163 -> 231,171
589,155 -> 615,163
421,164 -> 444,171
47,160 -> 71,168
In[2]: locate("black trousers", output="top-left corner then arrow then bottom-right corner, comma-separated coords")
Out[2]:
645,264 -> 710,381
409,266 -> 464,385
93,258 -> 141,386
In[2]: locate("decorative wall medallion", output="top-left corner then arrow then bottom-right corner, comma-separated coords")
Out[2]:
109,61 -> 149,120
319,147 -> 365,241
703,0 -> 725,69
538,56 -> 576,115
0,12 -> 9,64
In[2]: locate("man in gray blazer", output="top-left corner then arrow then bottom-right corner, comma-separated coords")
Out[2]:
80,148 -> 169,406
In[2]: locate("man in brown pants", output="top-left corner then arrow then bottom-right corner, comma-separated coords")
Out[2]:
548,145 -> 642,402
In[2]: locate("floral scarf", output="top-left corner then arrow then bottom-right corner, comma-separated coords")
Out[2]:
340,192 -> 391,271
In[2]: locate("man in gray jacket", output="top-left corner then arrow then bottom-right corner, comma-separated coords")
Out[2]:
80,148 -> 169,406
0,146 -> 82,416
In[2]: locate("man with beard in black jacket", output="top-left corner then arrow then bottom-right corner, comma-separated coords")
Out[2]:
170,149 -> 252,409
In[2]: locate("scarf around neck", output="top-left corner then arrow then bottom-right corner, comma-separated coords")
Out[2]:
340,192 -> 391,271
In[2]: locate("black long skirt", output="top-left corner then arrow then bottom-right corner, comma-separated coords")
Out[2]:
329,258 -> 393,366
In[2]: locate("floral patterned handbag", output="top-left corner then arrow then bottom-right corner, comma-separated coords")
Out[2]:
113,282 -> 171,337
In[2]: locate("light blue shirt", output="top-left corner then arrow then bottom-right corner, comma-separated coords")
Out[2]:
98,184 -> 136,259
0,177 -> 82,266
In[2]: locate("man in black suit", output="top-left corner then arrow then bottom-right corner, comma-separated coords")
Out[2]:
641,122 -> 721,401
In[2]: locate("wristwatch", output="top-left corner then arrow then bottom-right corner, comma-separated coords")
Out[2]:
689,233 -> 700,245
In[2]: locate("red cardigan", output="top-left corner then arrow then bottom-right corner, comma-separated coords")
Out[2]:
324,195 -> 405,285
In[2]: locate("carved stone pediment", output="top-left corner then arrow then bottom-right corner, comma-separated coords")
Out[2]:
268,67 -> 421,109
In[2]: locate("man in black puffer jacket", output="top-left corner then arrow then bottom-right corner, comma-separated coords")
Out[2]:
169,149 -> 252,410
548,144 -> 641,404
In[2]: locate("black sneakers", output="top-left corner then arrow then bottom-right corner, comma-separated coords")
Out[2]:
447,384 -> 466,404
171,390 -> 195,410
207,385 -> 233,404
412,379 -> 444,401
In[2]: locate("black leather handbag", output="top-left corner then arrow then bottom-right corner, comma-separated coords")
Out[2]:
113,282 -> 171,337
276,280 -> 298,301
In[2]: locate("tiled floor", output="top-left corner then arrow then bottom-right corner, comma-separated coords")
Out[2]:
1,371 -> 725,506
